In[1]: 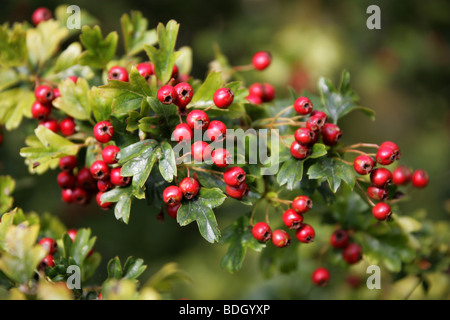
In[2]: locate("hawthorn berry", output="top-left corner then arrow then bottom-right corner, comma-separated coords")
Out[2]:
252,51 -> 272,70
34,85 -> 54,104
57,171 -> 76,189
248,83 -> 275,102
295,223 -> 315,243
90,160 -> 110,181
282,209 -> 304,229
102,145 -> 120,165
353,155 -> 375,175
380,141 -> 400,160
59,117 -> 76,136
226,182 -> 249,199
306,112 -> 327,131
271,229 -> 291,248
292,195 -> 313,214
108,66 -> 129,82
211,148 -> 232,168
31,7 -> 52,25
59,155 -> 77,172
173,123 -> 193,142
77,167 -> 96,189
252,222 -> 272,242
294,97 -> 313,115
411,169 -> 429,188
321,123 -> 343,146
31,101 -> 52,120
173,82 -> 194,108
261,83 -> 275,102
370,168 -> 393,188
311,267 -> 330,287
223,166 -> 246,187
246,94 -> 263,105
392,166 -> 412,185
367,185 -> 389,201
206,120 -> 227,142
157,85 -> 177,105
96,191 -> 113,209
61,188 -> 73,203
171,64 -> 179,79
39,118 -> 59,133
375,146 -> 396,165
71,187 -> 88,205
186,110 -> 210,130
191,141 -> 212,162
163,185 -> 183,206
342,243 -> 363,264
136,62 -> 153,80
178,177 -> 200,200
294,127 -> 317,145
290,141 -> 311,160
372,202 -> 392,221
39,254 -> 55,269
167,203 -> 181,219
213,88 -> 234,109
110,167 -> 131,187
330,229 -> 350,249
93,121 -> 114,144
67,229 -> 78,242
97,179 -> 114,192
38,237 -> 58,255
67,76 -> 78,83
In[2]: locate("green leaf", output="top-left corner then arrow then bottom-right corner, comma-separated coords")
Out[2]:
0,23 -> 28,67
89,86 -> 113,122
107,257 -> 123,279
189,71 -> 222,108
68,228 -> 96,266
307,157 -> 355,193
158,142 -> 177,182
53,42 -> 83,73
79,25 -> 118,69
220,215 -> 265,273
144,20 -> 180,84
0,176 -> 15,215
0,210 -> 15,251
277,157 -> 304,190
115,195 -> 132,224
0,88 -> 34,130
123,256 -> 147,280
100,66 -> 152,114
146,96 -> 178,131
121,11 -> 157,56
177,187 -> 226,243
144,262 -> 190,293
52,77 -> 91,120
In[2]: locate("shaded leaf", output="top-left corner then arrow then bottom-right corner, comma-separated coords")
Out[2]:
79,25 -> 117,69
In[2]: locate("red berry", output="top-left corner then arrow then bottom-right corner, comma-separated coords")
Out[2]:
67,229 -> 78,242
178,177 -> 200,200
375,146 -> 396,165
171,64 -> 179,79
392,166 -> 412,185
282,209 -> 304,229
252,51 -> 272,70
367,185 -> 389,201
294,97 -> 313,115
173,82 -> 194,108
71,187 -> 88,205
163,185 -> 183,206
97,179 -> 114,192
252,222 -> 272,242
211,148 -> 232,168
173,123 -> 193,142
246,94 -> 262,105
31,7 -> 52,25
136,62 -> 153,80
342,243 -> 363,264
59,155 -> 77,172
248,83 -> 264,97
110,167 -> 131,187
321,123 -> 343,146
38,237 -> 58,255
61,188 -> 73,203
39,118 -> 59,133
93,121 -> 114,144
96,191 -> 113,209
57,171 -> 76,189
294,128 -> 317,145
306,112 -> 327,131
353,155 -> 375,175
76,167 -> 96,190
213,88 -> 234,109
295,223 -> 315,243
108,66 -> 129,82
35,85 -> 54,104
67,76 -> 78,83
31,101 -> 52,120
167,203 -> 181,219
271,229 -> 291,248
380,141 -> 400,160
411,169 -> 429,188
292,195 -> 313,214
261,83 -> 275,102
186,110 -> 209,130
223,166 -> 246,187
372,202 -> 392,221
226,182 -> 249,199
90,160 -> 110,181
102,145 -> 120,165
330,229 -> 350,249
59,117 -> 76,136
312,267 -> 330,287
370,168 -> 393,188
39,254 -> 55,269
157,85 -> 177,105
206,120 -> 227,142
191,141 -> 212,162
290,141 -> 311,160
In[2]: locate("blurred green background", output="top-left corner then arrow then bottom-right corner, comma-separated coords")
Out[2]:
0,0 -> 449,299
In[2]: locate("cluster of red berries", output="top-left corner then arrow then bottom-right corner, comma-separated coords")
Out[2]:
223,166 -> 249,200
162,177 -> 201,219
353,141 -> 429,221
251,195 -> 315,248
330,229 -> 363,265
31,82 -> 78,136
291,97 -> 343,160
